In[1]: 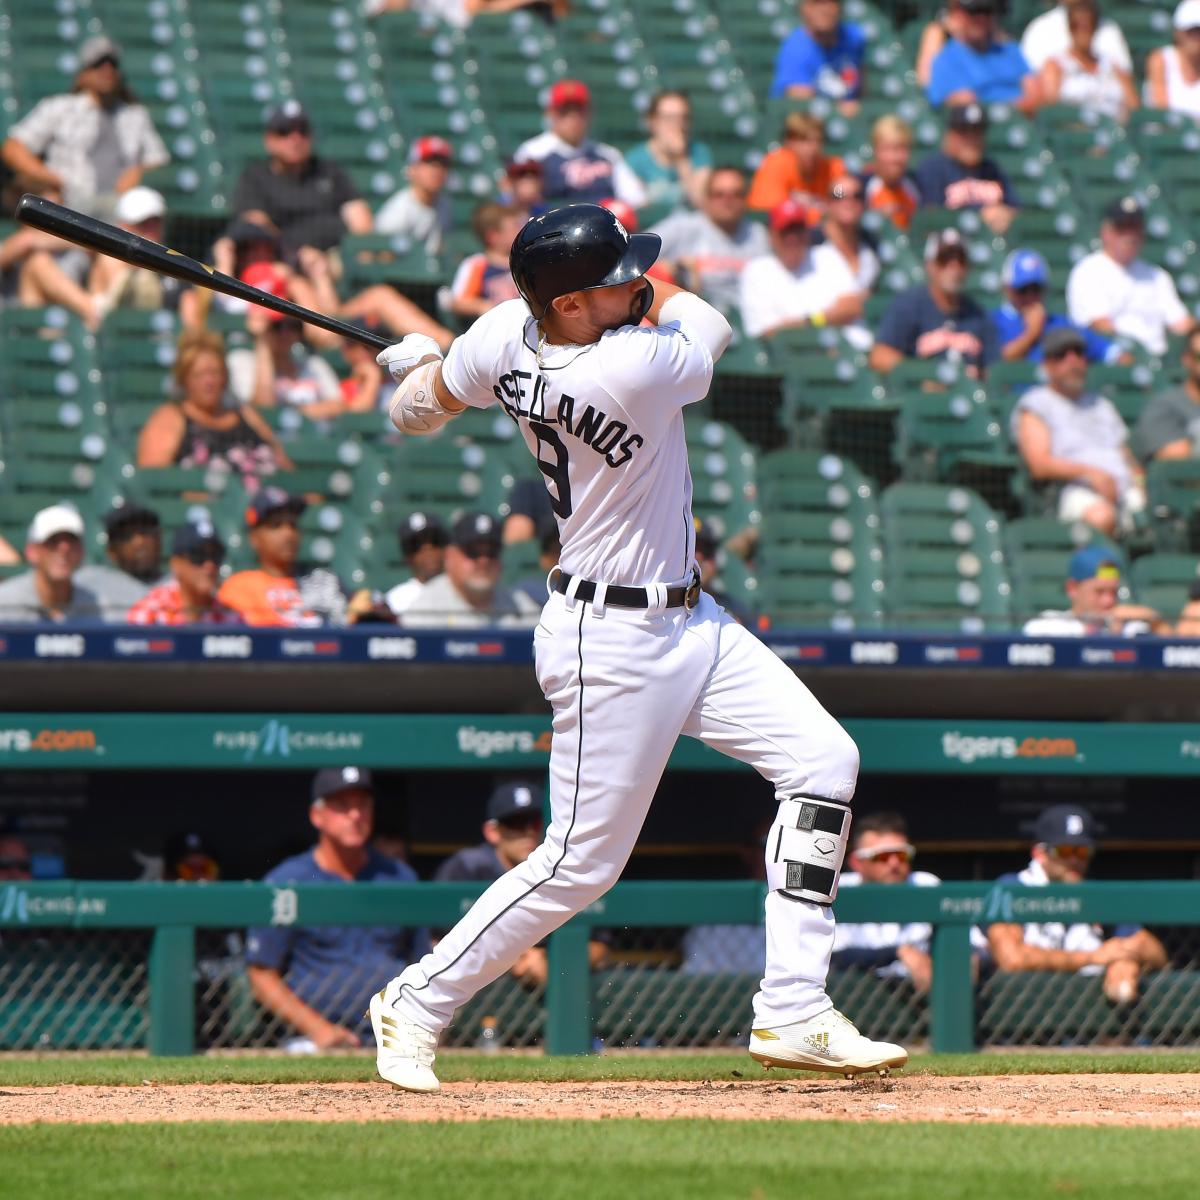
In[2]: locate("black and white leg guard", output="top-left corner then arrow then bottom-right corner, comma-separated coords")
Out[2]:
765,795 -> 852,906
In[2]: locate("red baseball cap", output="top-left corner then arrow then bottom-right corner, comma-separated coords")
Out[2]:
241,262 -> 290,323
409,135 -> 453,164
599,197 -> 639,233
548,79 -> 591,109
769,198 -> 812,233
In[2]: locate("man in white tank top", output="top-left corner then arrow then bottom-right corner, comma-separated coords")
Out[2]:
365,203 -> 907,1091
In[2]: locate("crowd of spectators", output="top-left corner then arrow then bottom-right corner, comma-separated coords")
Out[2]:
4,4 -> 1200,631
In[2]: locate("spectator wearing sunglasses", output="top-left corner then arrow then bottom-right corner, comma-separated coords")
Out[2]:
399,513 -> 539,629
126,519 -> 239,626
869,229 -> 996,376
832,812 -> 950,996
915,103 -> 1018,236
1012,327 -> 1144,535
987,805 -> 1166,1005
927,0 -> 1041,113
991,249 -> 1124,364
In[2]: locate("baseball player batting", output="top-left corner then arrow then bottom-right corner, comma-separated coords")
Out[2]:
369,203 -> 907,1091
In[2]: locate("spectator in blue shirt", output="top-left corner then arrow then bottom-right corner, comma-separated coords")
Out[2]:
245,767 -> 428,1051
869,228 -> 997,377
914,102 -> 1019,235
771,0 -> 867,112
435,782 -> 610,985
992,249 -> 1126,364
928,0 -> 1041,114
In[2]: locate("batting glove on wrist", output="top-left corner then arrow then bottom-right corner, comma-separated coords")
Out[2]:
377,334 -> 444,382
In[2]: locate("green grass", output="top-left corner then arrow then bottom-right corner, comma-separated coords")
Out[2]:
1,1050 -> 1199,1087
4,1120 -> 1198,1200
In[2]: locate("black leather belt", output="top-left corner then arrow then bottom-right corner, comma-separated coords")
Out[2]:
551,568 -> 701,610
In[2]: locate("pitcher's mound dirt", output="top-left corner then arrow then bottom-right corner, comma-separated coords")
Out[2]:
2,1074 -> 1199,1127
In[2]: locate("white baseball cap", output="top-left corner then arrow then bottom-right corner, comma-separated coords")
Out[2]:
1175,0 -> 1200,30
27,504 -> 85,545
114,186 -> 166,226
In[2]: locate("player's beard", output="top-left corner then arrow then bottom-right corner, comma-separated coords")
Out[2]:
601,281 -> 654,332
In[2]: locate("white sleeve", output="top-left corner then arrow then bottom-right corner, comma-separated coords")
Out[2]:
373,191 -> 409,236
1155,267 -> 1189,327
439,302 -> 516,408
1066,259 -> 1106,327
309,355 -> 341,402
738,258 -> 781,339
659,291 -> 732,361
599,323 -> 713,426
225,348 -> 255,405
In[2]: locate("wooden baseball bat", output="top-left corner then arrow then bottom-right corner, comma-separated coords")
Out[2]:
15,193 -> 393,351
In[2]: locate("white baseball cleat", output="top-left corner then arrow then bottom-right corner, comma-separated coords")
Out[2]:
369,988 -> 441,1093
749,1007 -> 908,1077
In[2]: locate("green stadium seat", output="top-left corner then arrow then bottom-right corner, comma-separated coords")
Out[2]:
1129,553 -> 1200,621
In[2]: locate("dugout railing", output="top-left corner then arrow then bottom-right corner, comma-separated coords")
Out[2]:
2,880 -> 1199,1056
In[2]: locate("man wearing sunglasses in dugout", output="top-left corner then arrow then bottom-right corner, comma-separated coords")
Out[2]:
399,512 -> 540,629
833,812 -> 946,996
126,519 -> 239,626
987,805 -> 1167,1005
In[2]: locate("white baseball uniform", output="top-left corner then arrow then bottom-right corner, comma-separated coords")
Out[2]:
387,298 -> 860,1035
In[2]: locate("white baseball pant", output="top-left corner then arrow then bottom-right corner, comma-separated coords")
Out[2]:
389,587 -> 859,1033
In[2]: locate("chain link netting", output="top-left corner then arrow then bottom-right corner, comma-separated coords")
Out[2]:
3,923 -> 1198,1051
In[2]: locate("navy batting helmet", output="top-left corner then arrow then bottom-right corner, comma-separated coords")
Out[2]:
509,203 -> 661,319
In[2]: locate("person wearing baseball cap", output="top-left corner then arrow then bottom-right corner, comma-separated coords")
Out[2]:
991,248 -> 1125,365
375,135 -> 453,253
914,102 -> 1018,235
435,781 -> 610,985
385,512 -> 449,618
1022,543 -> 1163,636
87,184 -> 179,314
126,518 -> 239,626
1012,324 -> 1148,539
1146,1 -> 1200,121
926,0 -> 1040,114
0,504 -> 109,624
510,79 -> 646,207
218,489 -> 347,627
869,226 -> 996,376
400,512 -> 540,629
1,35 -> 168,218
246,766 -> 428,1051
67,500 -> 159,618
1066,195 -> 1195,357
986,804 -> 1165,1005
501,157 -> 547,218
739,195 -> 869,345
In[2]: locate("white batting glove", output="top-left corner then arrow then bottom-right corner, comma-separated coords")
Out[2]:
377,334 -> 444,382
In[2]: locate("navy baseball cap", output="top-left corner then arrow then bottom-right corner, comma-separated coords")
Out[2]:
1103,195 -> 1144,226
947,101 -> 988,131
399,511 -> 448,555
266,99 -> 310,134
311,766 -> 375,803
1034,804 -> 1095,847
245,487 -> 306,529
451,511 -> 502,552
104,502 -> 160,539
1067,545 -> 1121,582
486,781 -> 543,823
171,517 -> 225,559
1002,249 -> 1048,290
693,516 -> 718,558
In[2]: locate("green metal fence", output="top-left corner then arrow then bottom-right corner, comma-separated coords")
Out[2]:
2,880 -> 1199,1056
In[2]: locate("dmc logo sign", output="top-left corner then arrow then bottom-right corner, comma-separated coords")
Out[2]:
1163,646 -> 1200,668
203,635 -> 252,659
850,641 -> 898,664
1008,643 -> 1054,666
34,634 -> 84,657
456,726 -> 552,759
367,637 -> 417,660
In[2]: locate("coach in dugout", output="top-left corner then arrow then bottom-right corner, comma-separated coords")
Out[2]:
986,805 -> 1166,1005
245,768 -> 428,1051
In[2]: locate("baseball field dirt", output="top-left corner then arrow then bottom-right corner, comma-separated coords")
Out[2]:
1,1068 -> 1198,1127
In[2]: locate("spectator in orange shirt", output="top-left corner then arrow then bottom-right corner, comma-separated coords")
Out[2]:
860,115 -> 921,231
748,112 -> 845,214
447,202 -> 524,320
218,489 -> 347,627
126,519 -> 239,626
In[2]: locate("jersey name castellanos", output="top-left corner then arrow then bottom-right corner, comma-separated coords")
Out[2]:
441,299 -> 713,586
